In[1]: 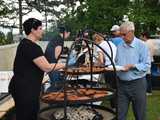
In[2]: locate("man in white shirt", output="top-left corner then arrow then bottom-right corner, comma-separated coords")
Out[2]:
93,33 -> 117,109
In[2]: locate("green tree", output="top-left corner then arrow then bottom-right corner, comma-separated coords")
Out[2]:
6,32 -> 13,44
0,31 -> 6,45
60,0 -> 129,34
85,0 -> 129,32
127,0 -> 160,35
0,31 -> 14,45
0,0 -> 11,16
60,0 -> 160,35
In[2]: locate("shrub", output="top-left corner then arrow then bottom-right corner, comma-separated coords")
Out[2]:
0,31 -> 14,45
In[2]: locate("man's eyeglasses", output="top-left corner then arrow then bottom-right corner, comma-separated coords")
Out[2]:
120,31 -> 131,37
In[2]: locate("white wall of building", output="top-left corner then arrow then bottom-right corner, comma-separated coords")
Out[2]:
0,41 -> 73,70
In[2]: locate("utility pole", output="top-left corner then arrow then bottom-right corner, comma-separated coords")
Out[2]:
44,0 -> 48,31
19,0 -> 23,40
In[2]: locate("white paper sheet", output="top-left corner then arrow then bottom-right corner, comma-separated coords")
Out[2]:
107,65 -> 125,71
0,71 -> 13,93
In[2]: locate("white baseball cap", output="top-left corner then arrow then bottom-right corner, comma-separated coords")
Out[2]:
156,27 -> 160,31
110,25 -> 120,31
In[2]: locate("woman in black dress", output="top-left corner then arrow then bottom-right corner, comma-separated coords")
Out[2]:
8,18 -> 65,120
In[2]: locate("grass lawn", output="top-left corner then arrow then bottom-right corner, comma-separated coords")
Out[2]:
127,90 -> 160,120
2,91 -> 160,120
102,90 -> 160,120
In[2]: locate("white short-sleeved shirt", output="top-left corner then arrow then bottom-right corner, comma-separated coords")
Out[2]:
96,41 -> 117,66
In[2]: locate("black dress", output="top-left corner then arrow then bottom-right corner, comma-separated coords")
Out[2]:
8,38 -> 44,120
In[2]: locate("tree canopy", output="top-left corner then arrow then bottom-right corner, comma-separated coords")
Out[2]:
59,0 -> 160,35
0,0 -> 160,36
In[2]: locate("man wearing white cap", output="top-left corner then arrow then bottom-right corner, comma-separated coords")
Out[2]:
110,25 -> 123,46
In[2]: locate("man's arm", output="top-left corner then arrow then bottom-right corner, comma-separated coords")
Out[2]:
122,45 -> 151,72
134,45 -> 151,72
97,51 -> 105,65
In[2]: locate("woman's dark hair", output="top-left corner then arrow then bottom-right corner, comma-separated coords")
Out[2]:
23,18 -> 42,35
140,32 -> 150,39
58,26 -> 71,33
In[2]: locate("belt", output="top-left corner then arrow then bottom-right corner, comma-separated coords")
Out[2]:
119,77 -> 145,83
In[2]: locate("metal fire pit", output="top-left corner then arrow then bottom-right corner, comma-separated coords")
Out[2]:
39,104 -> 115,120
40,79 -> 115,120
